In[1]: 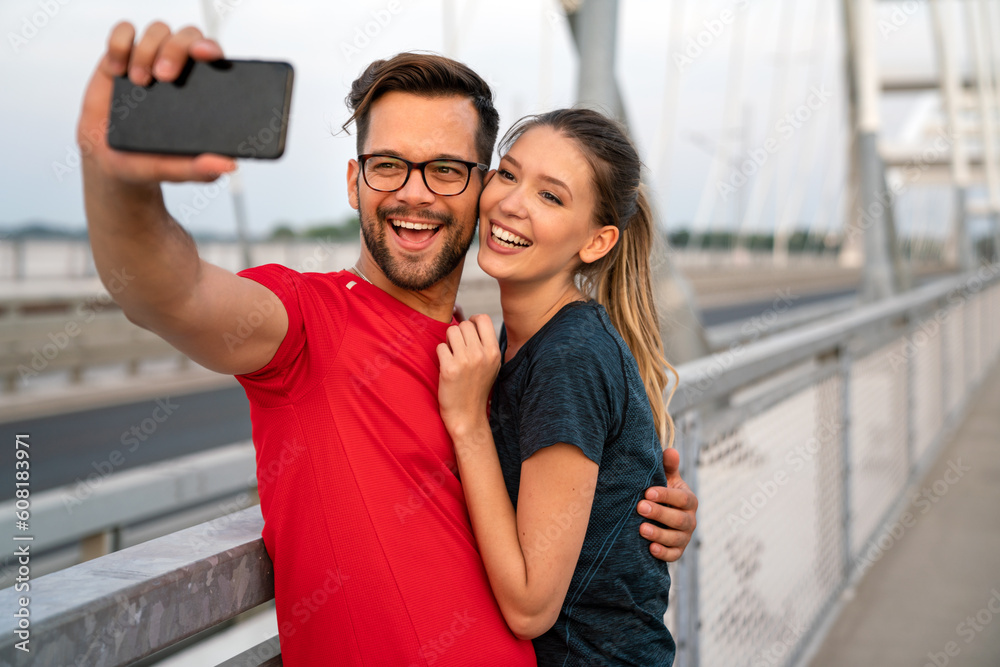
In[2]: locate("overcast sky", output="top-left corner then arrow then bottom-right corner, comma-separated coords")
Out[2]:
0,0 -> 962,239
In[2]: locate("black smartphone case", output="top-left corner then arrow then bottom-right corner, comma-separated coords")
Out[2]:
107,59 -> 294,159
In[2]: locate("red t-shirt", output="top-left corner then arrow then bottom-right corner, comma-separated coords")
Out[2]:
235,266 -> 534,666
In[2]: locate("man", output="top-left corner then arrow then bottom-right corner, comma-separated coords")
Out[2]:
78,21 -> 698,665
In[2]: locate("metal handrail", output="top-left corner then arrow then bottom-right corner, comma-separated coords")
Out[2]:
0,442 -> 256,558
671,267 -> 998,412
0,507 -> 272,666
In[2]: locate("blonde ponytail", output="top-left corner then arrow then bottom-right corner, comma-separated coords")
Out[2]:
591,188 -> 678,447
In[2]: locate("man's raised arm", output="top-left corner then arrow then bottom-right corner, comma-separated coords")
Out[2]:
80,21 -> 286,376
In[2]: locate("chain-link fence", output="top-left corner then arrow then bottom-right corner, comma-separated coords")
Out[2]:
666,266 -> 1000,667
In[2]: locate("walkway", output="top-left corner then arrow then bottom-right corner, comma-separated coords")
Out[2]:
809,363 -> 1000,665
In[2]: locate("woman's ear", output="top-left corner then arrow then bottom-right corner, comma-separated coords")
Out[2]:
579,225 -> 619,264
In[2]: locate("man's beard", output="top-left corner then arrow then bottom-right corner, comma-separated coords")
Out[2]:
359,201 -> 476,292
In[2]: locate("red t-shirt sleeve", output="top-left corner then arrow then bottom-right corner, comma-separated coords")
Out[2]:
235,265 -> 351,403
236,264 -> 307,385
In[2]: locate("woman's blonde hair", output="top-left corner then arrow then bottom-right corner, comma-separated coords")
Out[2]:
499,109 -> 679,446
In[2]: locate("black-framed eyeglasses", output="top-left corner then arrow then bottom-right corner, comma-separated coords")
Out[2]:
358,154 -> 488,196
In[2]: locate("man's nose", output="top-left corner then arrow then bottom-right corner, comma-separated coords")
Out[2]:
393,167 -> 436,207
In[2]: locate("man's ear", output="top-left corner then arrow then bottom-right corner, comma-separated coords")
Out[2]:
347,159 -> 360,210
483,169 -> 497,187
579,225 -> 619,264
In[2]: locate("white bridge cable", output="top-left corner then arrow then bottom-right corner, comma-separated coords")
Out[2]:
652,0 -> 688,227
736,0 -> 800,240
807,19 -> 853,250
967,1 -> 1000,218
772,0 -> 837,263
689,0 -> 750,238
442,0 -> 481,58
910,186 -> 937,260
805,106 -> 850,247
987,0 -> 1000,254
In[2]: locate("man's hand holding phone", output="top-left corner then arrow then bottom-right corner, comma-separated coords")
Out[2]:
78,20 -> 292,380
79,21 -> 237,186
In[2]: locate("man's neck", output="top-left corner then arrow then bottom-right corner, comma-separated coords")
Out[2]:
353,255 -> 463,323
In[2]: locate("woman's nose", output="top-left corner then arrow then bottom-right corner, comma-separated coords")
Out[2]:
497,188 -> 527,218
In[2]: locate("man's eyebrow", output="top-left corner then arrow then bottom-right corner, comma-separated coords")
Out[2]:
368,148 -> 404,158
369,149 -> 472,162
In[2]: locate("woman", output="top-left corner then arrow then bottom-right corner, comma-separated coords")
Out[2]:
437,108 -> 679,665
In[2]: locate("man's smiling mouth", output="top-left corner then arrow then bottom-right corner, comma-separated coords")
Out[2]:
390,218 -> 442,243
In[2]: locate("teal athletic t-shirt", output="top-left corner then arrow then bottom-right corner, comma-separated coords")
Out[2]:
490,300 -> 675,666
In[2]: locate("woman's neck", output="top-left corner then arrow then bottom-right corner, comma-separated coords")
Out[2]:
499,278 -> 585,362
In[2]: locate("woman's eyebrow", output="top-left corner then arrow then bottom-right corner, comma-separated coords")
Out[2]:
539,174 -> 570,193
503,154 -> 571,194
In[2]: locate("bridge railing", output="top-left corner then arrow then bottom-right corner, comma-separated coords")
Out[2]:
1,267 -> 997,666
0,506 -> 275,667
0,442 -> 256,570
668,265 -> 1000,667
0,286 -> 186,396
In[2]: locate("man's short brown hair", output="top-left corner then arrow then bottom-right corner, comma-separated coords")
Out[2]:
343,53 -> 500,166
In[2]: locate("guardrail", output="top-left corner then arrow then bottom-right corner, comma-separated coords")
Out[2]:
0,442 -> 256,565
0,287 -> 185,394
668,265 -> 1000,667
1,267 -> 996,666
0,507 -> 274,667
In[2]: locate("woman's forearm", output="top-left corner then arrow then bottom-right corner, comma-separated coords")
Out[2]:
449,419 -> 559,639
435,317 -> 596,638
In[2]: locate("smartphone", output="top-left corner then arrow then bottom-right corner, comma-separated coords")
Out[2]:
107,59 -> 294,159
